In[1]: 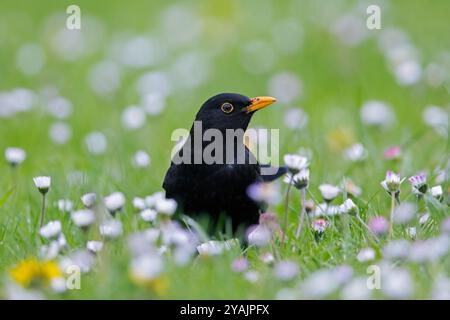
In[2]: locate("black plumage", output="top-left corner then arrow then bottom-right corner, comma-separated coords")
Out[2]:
163,93 -> 286,232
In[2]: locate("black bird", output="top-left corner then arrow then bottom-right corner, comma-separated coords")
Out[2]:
163,93 -> 287,233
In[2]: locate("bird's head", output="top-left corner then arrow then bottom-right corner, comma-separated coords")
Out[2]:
194,93 -> 277,131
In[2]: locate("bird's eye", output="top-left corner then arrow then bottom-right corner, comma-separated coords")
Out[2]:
221,102 -> 234,114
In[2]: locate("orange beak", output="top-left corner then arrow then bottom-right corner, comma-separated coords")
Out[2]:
243,96 -> 277,113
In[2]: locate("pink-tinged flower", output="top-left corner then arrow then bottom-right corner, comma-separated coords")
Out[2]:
368,216 -> 389,236
381,171 -> 402,193
383,146 -> 402,160
231,258 -> 248,273
259,212 -> 280,232
312,219 -> 329,234
408,172 -> 428,195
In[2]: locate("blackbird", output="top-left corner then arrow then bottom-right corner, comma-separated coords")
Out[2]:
163,93 -> 286,233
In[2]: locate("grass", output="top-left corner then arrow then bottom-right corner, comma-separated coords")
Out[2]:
0,0 -> 449,299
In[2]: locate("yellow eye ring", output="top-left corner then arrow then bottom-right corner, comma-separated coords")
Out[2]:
221,102 -> 234,114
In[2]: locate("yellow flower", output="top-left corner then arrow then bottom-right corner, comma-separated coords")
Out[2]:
130,272 -> 169,297
326,127 -> 355,152
9,258 -> 62,288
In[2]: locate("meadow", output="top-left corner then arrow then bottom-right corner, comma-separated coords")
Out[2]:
0,0 -> 449,299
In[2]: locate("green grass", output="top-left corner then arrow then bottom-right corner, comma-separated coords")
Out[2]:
0,0 -> 449,299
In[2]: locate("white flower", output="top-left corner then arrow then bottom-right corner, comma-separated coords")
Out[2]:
39,241 -> 61,260
86,240 -> 103,253
140,92 -> 166,115
39,220 -> 62,239
121,106 -> 146,130
284,168 -> 309,190
49,122 -> 71,145
284,108 -> 308,130
273,260 -> 299,281
343,143 -> 367,162
104,192 -> 125,214
57,199 -> 73,213
382,267 -> 413,299
5,147 -> 26,166
244,270 -> 260,283
423,105 -> 449,137
407,227 -> 417,239
247,225 -> 272,247
128,231 -> 159,256
419,213 -> 430,225
46,96 -> 72,119
260,252 -> 275,265
196,241 -> 225,256
85,132 -> 107,155
360,100 -> 395,127
81,192 -> 97,208
283,154 -> 308,173
155,198 -> 177,216
393,59 -> 421,86
33,176 -> 51,194
430,185 -> 443,199
50,277 -> 67,293
71,210 -> 95,228
381,171 -> 402,193
59,250 -> 96,273
299,269 -> 341,298
99,219 -> 123,239
132,197 -> 146,211
133,150 -> 151,168
408,236 -> 450,263
356,248 -> 375,262
341,277 -> 372,300
144,191 -> 166,208
268,72 -> 302,104
319,184 -> 340,202
140,209 -> 157,222
338,198 -> 358,215
382,240 -> 411,259
130,254 -> 164,281
393,202 -> 416,224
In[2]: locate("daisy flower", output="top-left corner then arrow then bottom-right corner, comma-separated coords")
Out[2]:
5,147 -> 26,167
409,172 -> 428,195
283,154 -> 309,173
39,220 -> 61,239
104,192 -> 125,215
319,184 -> 340,202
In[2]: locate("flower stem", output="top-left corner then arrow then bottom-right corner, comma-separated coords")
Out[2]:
389,191 -> 395,237
39,193 -> 46,228
295,188 -> 307,239
281,175 -> 294,247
